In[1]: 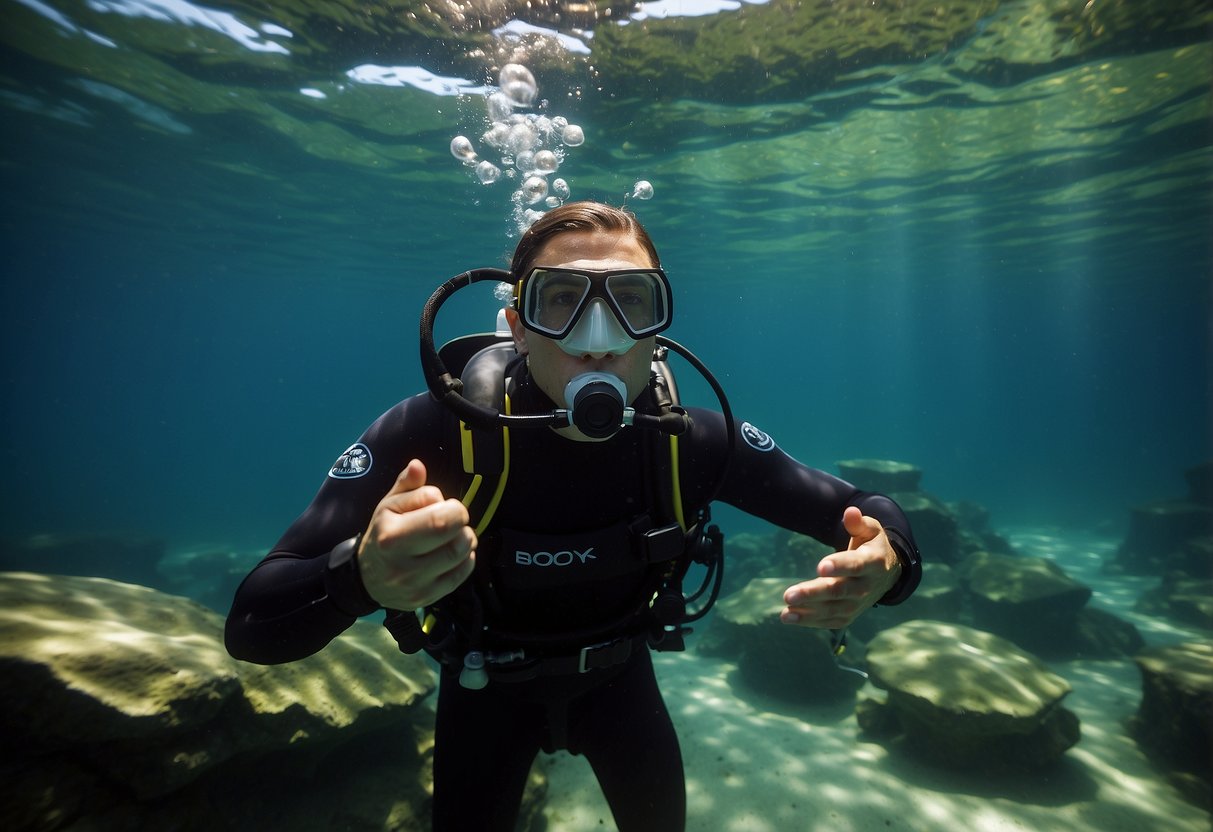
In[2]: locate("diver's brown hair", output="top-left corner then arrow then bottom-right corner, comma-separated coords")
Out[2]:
509,201 -> 660,278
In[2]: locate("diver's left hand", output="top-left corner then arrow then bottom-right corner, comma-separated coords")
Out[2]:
780,506 -> 901,629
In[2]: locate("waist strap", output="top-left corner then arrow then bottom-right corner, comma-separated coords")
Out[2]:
481,634 -> 647,682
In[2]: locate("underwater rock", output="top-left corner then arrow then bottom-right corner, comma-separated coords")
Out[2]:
950,500 -> 1018,558
850,562 -> 963,643
780,533 -> 834,579
1071,607 -> 1146,658
862,620 -> 1080,772
892,491 -> 961,565
716,530 -> 833,602
708,577 -> 865,703
961,551 -> 1143,659
0,571 -> 442,831
1131,641 -> 1213,809
155,545 -> 261,612
962,550 -> 1091,615
835,459 -> 923,494
1136,567 -> 1213,631
1114,499 -> 1213,575
718,531 -> 785,596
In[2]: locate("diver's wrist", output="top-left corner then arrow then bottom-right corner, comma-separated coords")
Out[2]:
324,534 -> 380,617
876,527 -> 921,606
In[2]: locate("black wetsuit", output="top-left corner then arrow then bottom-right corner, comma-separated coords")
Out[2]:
226,365 -> 920,831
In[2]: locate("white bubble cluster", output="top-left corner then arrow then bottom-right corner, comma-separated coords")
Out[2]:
449,62 -> 593,235
450,62 -> 656,234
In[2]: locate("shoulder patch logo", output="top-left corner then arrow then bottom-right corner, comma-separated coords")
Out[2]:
329,443 -> 373,479
741,422 -> 776,453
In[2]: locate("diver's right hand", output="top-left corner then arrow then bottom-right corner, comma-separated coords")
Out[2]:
356,459 -> 477,610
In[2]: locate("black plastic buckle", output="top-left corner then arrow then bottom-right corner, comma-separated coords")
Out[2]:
577,638 -> 631,673
641,523 -> 685,563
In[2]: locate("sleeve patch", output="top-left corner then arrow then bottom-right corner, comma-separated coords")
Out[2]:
329,443 -> 373,479
741,422 -> 777,453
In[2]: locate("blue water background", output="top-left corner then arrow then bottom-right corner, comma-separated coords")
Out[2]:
0,2 -> 1210,558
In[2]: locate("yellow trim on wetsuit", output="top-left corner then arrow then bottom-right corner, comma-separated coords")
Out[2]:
460,419 -> 476,474
474,393 -> 512,536
459,420 -> 483,507
670,433 -> 686,531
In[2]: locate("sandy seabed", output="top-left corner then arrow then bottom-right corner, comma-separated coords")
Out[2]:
536,527 -> 1211,832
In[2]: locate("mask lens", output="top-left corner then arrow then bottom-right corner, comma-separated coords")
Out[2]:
524,270 -> 590,336
606,272 -> 668,336
520,267 -> 671,339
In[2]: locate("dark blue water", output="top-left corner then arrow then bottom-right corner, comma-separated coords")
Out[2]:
1,1 -> 1210,547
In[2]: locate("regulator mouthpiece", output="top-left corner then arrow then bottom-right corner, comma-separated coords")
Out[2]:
564,372 -> 627,439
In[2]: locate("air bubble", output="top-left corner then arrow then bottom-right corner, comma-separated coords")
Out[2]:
631,180 -> 654,200
514,150 -> 536,174
507,122 -> 538,155
476,161 -> 501,185
499,63 -> 537,106
450,136 -> 476,163
533,150 -> 558,174
486,91 -> 513,122
522,175 -> 548,204
561,124 -> 585,147
482,122 -> 510,152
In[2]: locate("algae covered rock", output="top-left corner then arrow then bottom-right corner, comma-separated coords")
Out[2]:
1132,642 -> 1213,769
960,550 -> 1144,658
891,491 -> 960,564
851,562 -> 962,644
1136,570 -> 1213,631
836,459 -> 923,494
862,620 -> 1079,771
1131,641 -> 1213,809
708,577 -> 865,703
1114,499 -> 1212,574
0,571 -> 439,830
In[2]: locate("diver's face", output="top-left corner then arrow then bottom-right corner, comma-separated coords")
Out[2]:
507,230 -> 658,441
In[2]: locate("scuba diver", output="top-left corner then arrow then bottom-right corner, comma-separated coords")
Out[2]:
225,201 -> 921,831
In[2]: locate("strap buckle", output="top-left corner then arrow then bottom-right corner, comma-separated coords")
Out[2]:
577,638 -> 632,673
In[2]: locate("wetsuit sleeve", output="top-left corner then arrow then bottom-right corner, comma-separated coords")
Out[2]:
680,408 -> 922,605
224,393 -> 455,664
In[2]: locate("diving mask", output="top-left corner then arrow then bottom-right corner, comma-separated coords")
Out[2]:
517,267 -> 673,355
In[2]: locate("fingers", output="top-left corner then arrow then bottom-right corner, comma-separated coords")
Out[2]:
780,577 -> 866,629
357,461 -> 479,609
380,520 -> 476,584
844,506 -> 883,550
359,513 -> 477,610
385,459 -> 428,496
779,511 -> 895,629
377,460 -> 447,515
784,576 -> 852,607
780,589 -> 858,628
370,496 -> 473,558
